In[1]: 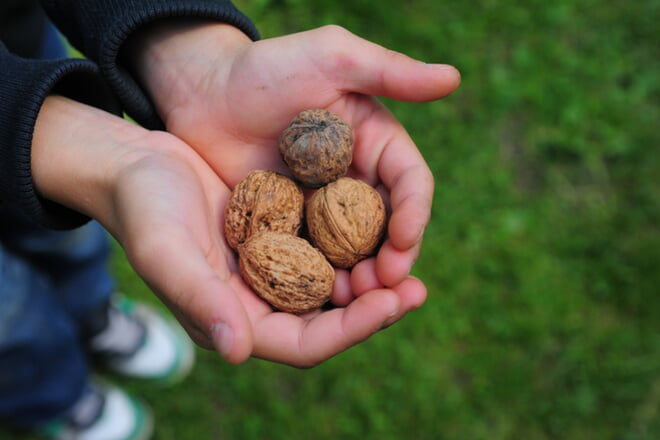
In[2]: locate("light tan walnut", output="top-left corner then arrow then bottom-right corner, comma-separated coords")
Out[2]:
224,170 -> 304,251
278,109 -> 353,188
238,231 -> 335,313
306,177 -> 387,269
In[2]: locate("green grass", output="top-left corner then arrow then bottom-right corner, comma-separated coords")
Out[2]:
3,0 -> 659,439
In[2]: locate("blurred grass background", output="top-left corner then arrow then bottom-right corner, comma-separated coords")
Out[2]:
6,0 -> 660,439
131,1 -> 659,438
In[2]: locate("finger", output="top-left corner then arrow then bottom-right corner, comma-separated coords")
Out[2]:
374,155 -> 432,286
382,162 -> 435,250
381,276 -> 428,328
330,269 -> 354,307
350,257 -> 382,295
310,25 -> 461,102
376,239 -> 422,288
347,108 -> 435,251
347,116 -> 432,286
252,289 -> 400,368
381,164 -> 434,249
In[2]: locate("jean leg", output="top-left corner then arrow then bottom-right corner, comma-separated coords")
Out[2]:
0,215 -> 115,328
0,14 -> 115,324
0,14 -> 107,426
37,15 -> 69,60
0,243 -> 88,427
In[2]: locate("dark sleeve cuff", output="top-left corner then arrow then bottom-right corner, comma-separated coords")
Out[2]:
42,0 -> 260,129
0,45 -> 123,229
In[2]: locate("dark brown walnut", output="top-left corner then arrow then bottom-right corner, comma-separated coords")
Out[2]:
238,231 -> 335,314
306,177 -> 387,269
225,170 -> 304,251
278,109 -> 353,188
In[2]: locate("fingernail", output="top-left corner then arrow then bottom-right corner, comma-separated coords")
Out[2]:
211,323 -> 233,359
424,63 -> 455,70
380,309 -> 400,330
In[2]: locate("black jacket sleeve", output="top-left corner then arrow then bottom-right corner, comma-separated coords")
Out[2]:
41,0 -> 260,129
0,1 -> 259,229
0,43 -> 123,229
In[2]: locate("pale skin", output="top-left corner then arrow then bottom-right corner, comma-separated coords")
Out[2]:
32,23 -> 460,368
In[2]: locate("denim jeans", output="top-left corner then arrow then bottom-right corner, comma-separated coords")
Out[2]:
0,19 -> 115,427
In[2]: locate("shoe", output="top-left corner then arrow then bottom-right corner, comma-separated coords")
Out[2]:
87,295 -> 195,384
42,380 -> 153,440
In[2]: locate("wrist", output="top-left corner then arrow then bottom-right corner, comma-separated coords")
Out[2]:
124,20 -> 252,124
31,96 -> 145,221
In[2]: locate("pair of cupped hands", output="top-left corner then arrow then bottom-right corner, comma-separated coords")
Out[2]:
32,22 -> 461,367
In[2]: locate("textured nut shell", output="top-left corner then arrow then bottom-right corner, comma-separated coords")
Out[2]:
307,177 -> 387,269
238,232 -> 335,313
278,109 -> 353,188
225,170 -> 304,250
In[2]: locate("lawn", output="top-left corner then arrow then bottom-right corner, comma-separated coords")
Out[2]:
4,0 -> 659,439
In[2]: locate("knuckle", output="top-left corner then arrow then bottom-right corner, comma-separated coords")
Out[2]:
317,24 -> 351,40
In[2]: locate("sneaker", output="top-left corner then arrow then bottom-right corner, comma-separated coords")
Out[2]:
87,295 -> 195,384
42,381 -> 153,440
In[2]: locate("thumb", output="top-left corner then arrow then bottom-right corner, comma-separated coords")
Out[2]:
310,25 -> 461,101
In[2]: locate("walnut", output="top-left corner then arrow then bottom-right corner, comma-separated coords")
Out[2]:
306,177 -> 387,269
224,170 -> 304,251
238,231 -> 335,313
278,109 -> 353,188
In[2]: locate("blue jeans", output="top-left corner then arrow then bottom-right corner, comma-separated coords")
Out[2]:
0,20 -> 115,427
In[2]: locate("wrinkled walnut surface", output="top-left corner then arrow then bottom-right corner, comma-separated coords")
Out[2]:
238,231 -> 335,314
307,177 -> 387,269
278,109 -> 353,188
225,170 -> 304,250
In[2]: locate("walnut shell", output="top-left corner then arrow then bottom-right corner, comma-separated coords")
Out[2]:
238,231 -> 335,313
306,177 -> 387,269
225,170 -> 304,250
278,109 -> 353,188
